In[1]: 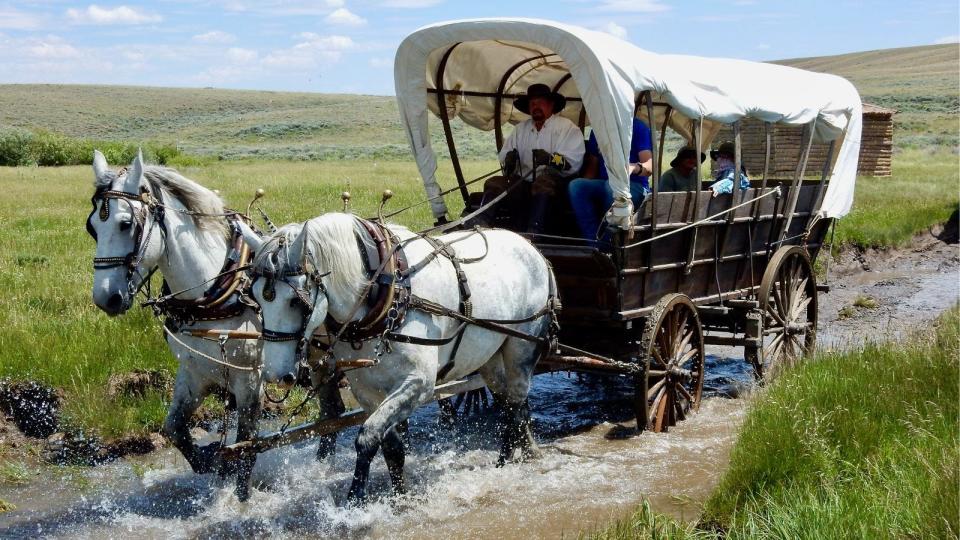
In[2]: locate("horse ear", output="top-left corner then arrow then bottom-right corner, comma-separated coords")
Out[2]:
237,219 -> 264,252
92,150 -> 109,183
124,148 -> 145,192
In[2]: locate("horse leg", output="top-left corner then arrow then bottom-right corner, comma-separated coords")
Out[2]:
231,377 -> 262,502
348,375 -> 430,505
490,336 -> 542,465
162,370 -> 216,474
311,371 -> 346,462
381,421 -> 408,495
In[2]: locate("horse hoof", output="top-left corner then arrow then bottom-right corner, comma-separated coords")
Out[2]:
191,442 -> 223,475
235,482 -> 251,502
346,489 -> 367,507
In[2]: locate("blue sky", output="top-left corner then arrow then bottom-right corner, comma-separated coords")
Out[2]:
1,1 -> 957,95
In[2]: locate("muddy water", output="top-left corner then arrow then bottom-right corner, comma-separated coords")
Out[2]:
0,357 -> 751,539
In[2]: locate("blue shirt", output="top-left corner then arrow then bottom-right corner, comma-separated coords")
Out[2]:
585,118 -> 653,189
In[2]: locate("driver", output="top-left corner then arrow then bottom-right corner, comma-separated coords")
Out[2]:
474,83 -> 584,234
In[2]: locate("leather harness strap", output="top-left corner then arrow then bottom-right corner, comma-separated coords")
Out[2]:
158,215 -> 255,326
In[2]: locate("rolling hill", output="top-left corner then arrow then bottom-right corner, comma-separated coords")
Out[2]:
0,44 -> 955,160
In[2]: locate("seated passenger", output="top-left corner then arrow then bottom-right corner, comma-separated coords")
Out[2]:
568,117 -> 652,242
659,147 -> 705,192
475,83 -> 584,233
709,141 -> 750,196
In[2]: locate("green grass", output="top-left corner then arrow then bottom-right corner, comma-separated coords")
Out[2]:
587,308 -> 960,539
833,147 -> 958,249
700,307 -> 959,539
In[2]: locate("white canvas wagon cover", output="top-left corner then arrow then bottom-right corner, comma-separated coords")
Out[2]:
394,18 -> 862,221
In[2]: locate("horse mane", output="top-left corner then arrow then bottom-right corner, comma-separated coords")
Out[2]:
251,213 -> 369,303
141,166 -> 228,238
94,162 -> 227,239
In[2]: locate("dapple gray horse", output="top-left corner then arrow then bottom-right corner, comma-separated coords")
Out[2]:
238,213 -> 556,503
88,151 -> 274,499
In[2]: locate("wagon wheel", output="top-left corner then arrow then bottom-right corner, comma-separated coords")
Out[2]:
640,294 -> 705,433
752,246 -> 818,381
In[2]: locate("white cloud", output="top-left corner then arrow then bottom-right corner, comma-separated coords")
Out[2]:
379,0 -> 444,6
324,7 -> 366,26
226,47 -> 258,63
26,36 -> 80,59
934,35 -> 959,44
601,22 -> 628,40
0,7 -> 42,30
595,0 -> 669,13
262,34 -> 354,70
66,5 -> 162,25
193,30 -> 236,44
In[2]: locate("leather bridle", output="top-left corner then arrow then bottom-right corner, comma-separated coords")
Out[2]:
87,186 -> 166,300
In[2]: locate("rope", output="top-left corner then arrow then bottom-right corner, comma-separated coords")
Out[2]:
162,324 -> 259,372
621,187 -> 781,249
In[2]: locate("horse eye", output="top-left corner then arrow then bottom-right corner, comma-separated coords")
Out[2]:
262,286 -> 275,302
119,219 -> 133,231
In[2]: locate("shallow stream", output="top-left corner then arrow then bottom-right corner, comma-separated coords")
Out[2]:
0,356 -> 752,539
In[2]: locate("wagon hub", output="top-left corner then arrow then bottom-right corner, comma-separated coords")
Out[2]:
785,322 -> 809,335
667,365 -> 694,384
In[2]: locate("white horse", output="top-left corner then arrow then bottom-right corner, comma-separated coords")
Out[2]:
237,213 -> 557,503
87,150 -> 268,499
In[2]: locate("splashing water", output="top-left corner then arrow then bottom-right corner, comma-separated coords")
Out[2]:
0,354 -> 751,539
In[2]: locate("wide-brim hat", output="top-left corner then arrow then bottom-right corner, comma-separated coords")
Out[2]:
670,147 -> 707,168
514,83 -> 567,115
709,141 -> 736,160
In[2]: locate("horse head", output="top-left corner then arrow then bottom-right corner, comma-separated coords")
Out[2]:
240,220 -> 329,387
88,149 -> 165,316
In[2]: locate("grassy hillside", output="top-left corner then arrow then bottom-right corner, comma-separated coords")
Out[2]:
0,44 -> 955,161
0,84 -> 494,161
777,44 -> 959,150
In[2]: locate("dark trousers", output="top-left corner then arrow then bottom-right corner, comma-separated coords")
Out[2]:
477,170 -> 565,233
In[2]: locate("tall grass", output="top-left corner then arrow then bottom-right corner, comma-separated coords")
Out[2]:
586,308 -> 959,539
701,307 -> 959,538
834,147 -> 958,249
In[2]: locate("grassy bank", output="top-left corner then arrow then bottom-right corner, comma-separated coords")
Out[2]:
588,307 -> 959,539
0,148 -> 954,439
834,147 -> 958,249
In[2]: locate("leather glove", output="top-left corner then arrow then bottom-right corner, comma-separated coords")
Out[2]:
532,149 -> 571,171
605,196 -> 634,230
502,149 -> 520,177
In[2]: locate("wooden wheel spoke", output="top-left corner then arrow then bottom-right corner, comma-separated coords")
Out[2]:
675,329 -> 694,360
673,392 -> 687,422
677,383 -> 694,403
677,347 -> 699,368
793,294 -> 812,321
646,377 -> 666,400
650,347 -> 667,368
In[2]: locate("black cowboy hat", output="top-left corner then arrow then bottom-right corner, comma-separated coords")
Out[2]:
514,83 -> 567,115
670,147 -> 707,168
709,141 -> 736,160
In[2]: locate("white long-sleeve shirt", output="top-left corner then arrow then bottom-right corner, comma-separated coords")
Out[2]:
498,114 -> 585,180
